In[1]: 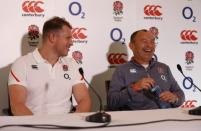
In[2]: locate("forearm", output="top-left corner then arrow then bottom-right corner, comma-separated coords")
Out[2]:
75,97 -> 91,112
11,103 -> 33,116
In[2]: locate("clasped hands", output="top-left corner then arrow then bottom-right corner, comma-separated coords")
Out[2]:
131,77 -> 178,104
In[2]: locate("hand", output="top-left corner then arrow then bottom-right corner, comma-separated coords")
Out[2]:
159,91 -> 178,104
131,77 -> 155,92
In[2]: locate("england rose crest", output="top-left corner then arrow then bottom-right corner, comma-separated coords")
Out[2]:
113,1 -> 123,16
72,51 -> 83,64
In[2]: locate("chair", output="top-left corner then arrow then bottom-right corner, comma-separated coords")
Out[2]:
105,80 -> 111,110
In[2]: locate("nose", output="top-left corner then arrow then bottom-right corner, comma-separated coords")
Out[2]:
146,40 -> 155,47
69,39 -> 73,46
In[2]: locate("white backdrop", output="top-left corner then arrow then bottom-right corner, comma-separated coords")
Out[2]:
0,0 -> 200,114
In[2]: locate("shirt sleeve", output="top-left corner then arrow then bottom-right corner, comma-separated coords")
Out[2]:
8,57 -> 28,87
107,66 -> 136,110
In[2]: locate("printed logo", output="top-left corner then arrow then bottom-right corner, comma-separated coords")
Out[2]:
144,5 -> 163,20
185,51 -> 194,65
181,100 -> 197,108
72,27 -> 88,44
110,28 -> 125,44
149,27 -> 159,40
182,6 -> 196,22
182,76 -> 196,91
130,69 -> 137,73
28,25 -> 40,46
63,65 -> 68,71
68,1 -> 86,19
108,53 -> 127,67
180,30 -> 198,44
72,51 -> 83,64
113,1 -> 123,22
185,51 -> 194,71
22,1 -> 45,17
64,73 -> 71,80
31,65 -> 38,70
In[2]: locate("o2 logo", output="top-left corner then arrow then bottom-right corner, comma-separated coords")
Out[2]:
68,2 -> 85,19
110,28 -> 125,44
182,6 -> 196,22
182,76 -> 196,91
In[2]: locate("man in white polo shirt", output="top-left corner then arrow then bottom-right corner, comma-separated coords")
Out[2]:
8,17 -> 91,115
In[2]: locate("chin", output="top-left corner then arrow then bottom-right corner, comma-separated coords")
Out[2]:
60,53 -> 68,57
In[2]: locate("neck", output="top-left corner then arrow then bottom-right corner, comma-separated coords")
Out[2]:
38,45 -> 59,66
132,57 -> 149,65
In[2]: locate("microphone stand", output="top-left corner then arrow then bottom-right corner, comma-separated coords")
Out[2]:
79,68 -> 111,123
177,64 -> 201,115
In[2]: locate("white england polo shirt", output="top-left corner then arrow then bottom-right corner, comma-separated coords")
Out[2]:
8,49 -> 84,115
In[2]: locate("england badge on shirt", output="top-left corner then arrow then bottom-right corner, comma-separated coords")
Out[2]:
63,65 -> 68,71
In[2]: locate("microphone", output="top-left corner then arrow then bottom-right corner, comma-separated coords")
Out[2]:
177,64 -> 183,74
78,68 -> 111,123
177,64 -> 201,115
177,64 -> 201,92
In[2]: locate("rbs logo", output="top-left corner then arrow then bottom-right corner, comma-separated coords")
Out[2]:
144,5 -> 162,16
22,1 -> 44,13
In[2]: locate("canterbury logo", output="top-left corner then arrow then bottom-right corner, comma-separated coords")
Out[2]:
72,28 -> 87,39
144,5 -> 162,16
181,100 -> 197,108
108,53 -> 127,64
22,1 -> 44,13
180,30 -> 198,41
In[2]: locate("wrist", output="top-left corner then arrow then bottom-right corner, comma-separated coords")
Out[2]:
173,94 -> 179,104
131,82 -> 141,92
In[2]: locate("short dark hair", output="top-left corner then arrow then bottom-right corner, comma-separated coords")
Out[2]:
130,29 -> 148,43
42,16 -> 72,39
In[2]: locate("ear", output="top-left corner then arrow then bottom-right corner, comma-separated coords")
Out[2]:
47,32 -> 57,43
129,42 -> 134,50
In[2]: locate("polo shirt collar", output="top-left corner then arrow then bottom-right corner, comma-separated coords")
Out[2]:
33,48 -> 65,64
32,48 -> 47,63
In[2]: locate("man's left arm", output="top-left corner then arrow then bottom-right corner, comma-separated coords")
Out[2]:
161,66 -> 185,107
72,83 -> 91,112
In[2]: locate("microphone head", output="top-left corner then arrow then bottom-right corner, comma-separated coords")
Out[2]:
177,64 -> 183,74
79,68 -> 84,76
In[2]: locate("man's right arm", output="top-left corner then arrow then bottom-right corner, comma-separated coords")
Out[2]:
108,67 -> 135,110
9,84 -> 33,115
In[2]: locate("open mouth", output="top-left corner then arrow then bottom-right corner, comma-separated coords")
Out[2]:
143,48 -> 152,53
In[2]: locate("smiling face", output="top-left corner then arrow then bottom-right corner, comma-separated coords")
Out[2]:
129,30 -> 156,64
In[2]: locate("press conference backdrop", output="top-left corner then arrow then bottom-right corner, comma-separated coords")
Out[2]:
0,0 -> 200,114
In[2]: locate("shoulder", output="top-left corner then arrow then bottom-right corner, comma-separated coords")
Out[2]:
12,52 -> 33,67
116,61 -> 133,69
61,57 -> 81,70
154,61 -> 169,68
114,62 -> 133,74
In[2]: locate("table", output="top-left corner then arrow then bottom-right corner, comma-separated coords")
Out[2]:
0,108 -> 200,131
